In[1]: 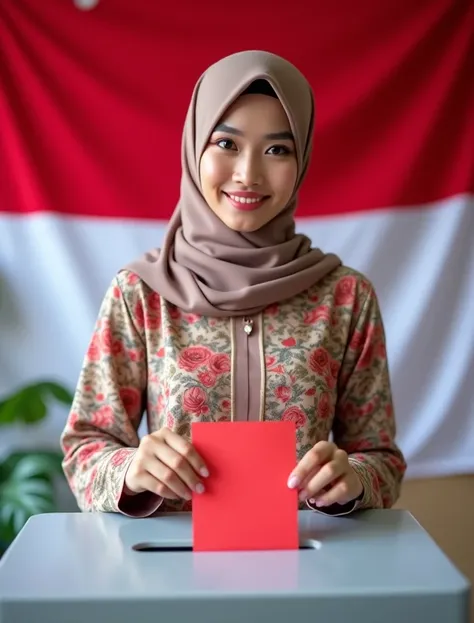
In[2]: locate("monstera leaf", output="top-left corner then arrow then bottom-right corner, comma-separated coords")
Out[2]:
0,450 -> 63,551
0,380 -> 73,555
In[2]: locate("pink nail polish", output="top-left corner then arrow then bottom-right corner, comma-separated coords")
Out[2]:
288,475 -> 300,489
195,483 -> 205,494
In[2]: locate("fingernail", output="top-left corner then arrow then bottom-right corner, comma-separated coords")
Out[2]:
309,498 -> 316,505
287,475 -> 300,489
316,500 -> 326,507
195,483 -> 205,494
200,467 -> 210,478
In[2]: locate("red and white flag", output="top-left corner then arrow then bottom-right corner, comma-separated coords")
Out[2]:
1,0 -> 473,478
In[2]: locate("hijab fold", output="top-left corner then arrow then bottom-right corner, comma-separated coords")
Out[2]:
125,50 -> 341,316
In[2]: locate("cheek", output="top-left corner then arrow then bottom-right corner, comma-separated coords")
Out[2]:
269,162 -> 297,199
200,152 -> 230,193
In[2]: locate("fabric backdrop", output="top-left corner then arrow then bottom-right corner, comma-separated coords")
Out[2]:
1,0 -> 473,478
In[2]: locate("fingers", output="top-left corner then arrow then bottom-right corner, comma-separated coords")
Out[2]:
287,441 -> 357,505
134,470 -> 181,500
124,427 -> 210,500
287,441 -> 336,490
297,448 -> 347,501
310,477 -> 353,507
160,427 -> 209,478
152,442 -> 205,498
144,458 -> 194,500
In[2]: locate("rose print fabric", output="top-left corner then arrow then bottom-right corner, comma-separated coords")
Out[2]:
60,266 -> 406,517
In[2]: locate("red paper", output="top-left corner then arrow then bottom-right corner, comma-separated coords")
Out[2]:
191,420 -> 299,552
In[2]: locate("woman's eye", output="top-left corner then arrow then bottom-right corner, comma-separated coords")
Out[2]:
267,145 -> 290,156
216,139 -> 236,150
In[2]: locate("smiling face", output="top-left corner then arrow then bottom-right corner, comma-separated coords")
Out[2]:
198,92 -> 298,233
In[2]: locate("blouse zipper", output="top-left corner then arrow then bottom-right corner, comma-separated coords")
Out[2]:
242,317 -> 253,420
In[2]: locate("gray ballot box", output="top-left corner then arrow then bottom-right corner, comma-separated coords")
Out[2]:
0,509 -> 470,623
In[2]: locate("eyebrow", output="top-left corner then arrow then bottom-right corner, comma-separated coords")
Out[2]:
213,123 -> 294,142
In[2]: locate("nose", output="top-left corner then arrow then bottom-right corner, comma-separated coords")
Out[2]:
232,151 -> 263,187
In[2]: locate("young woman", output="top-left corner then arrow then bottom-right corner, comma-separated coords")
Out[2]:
60,50 -> 406,518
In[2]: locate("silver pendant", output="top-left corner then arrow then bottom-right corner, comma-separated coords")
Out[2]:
243,318 -> 253,335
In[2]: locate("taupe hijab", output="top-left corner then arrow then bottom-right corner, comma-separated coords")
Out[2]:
125,50 -> 341,316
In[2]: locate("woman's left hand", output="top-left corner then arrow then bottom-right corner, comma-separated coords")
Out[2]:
287,441 -> 363,507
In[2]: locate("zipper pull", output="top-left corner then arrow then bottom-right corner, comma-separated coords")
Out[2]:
243,317 -> 253,336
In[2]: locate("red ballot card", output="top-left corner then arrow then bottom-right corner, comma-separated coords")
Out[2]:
191,420 -> 299,552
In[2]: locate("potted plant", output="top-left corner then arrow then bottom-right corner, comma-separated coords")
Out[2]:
0,381 -> 73,556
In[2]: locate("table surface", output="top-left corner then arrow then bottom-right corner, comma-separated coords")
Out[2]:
0,509 -> 469,601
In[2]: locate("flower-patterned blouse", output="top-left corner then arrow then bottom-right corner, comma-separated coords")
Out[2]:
60,265 -> 406,517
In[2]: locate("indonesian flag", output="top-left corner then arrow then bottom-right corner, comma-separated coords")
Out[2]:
1,0 -> 473,478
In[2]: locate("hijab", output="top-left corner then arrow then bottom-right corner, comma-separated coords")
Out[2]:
125,50 -> 341,316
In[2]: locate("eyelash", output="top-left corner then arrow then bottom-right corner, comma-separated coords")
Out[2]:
213,138 -> 292,156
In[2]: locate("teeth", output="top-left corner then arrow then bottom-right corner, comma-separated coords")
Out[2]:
228,194 -> 263,204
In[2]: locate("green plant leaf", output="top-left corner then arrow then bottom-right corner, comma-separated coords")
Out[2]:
0,469 -> 56,538
0,386 -> 46,425
0,380 -> 73,427
32,450 -> 64,475
20,387 -> 48,424
2,477 -> 53,498
0,380 -> 69,549
0,393 -> 23,425
10,455 -> 56,481
1,451 -> 63,481
37,382 -> 74,406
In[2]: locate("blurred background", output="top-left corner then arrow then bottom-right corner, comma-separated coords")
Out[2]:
0,0 -> 473,614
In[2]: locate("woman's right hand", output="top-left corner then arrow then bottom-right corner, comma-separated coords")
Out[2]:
124,427 -> 209,500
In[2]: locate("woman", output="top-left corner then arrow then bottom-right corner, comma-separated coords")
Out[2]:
60,50 -> 406,518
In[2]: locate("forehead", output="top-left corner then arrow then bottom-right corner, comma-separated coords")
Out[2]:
218,94 -> 291,129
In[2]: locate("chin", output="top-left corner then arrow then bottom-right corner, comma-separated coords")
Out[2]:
225,216 -> 266,233
224,208 -> 278,233
209,199 -> 282,233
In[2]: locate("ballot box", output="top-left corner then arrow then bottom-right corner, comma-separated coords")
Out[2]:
0,509 -> 470,623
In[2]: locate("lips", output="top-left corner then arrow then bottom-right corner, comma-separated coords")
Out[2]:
223,192 -> 269,211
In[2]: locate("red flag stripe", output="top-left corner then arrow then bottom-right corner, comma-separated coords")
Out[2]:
0,0 -> 472,220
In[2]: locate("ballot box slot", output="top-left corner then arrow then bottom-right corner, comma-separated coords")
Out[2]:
132,540 -> 321,552
132,542 -> 193,552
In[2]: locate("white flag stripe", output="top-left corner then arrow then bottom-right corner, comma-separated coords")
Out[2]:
1,193 -> 473,478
